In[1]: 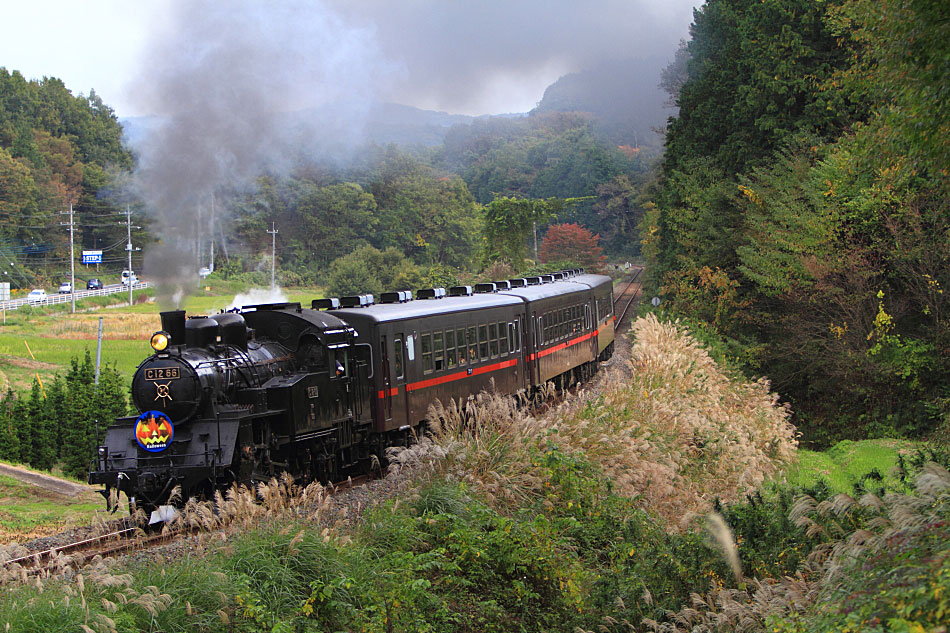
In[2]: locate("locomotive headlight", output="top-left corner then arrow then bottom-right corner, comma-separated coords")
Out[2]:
150,330 -> 170,352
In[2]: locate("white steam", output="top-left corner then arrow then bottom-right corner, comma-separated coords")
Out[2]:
229,287 -> 288,311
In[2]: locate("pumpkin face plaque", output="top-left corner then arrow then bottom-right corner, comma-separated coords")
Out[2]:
134,411 -> 174,452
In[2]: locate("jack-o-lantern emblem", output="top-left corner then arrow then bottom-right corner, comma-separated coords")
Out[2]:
134,411 -> 174,452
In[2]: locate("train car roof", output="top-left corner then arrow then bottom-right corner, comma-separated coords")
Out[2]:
498,279 -> 601,302
328,293 -> 523,325
567,273 -> 613,290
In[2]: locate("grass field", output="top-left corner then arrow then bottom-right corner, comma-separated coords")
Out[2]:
781,438 -> 926,494
0,472 -> 108,543
0,283 -> 323,387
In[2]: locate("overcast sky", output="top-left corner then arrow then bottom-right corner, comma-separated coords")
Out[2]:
1,1 -> 701,118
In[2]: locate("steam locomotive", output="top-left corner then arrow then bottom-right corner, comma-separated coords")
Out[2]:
89,270 -> 614,519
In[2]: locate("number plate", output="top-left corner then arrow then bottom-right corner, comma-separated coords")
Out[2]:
144,367 -> 180,381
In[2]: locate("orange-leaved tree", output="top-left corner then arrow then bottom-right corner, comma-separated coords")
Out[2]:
539,223 -> 606,271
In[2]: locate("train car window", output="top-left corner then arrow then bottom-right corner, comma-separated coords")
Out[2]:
537,316 -> 543,346
478,324 -> 489,359
515,319 -> 522,351
433,331 -> 444,371
331,349 -> 349,378
422,333 -> 433,373
498,322 -> 508,355
446,329 -> 457,368
393,338 -> 404,379
467,326 -> 478,362
354,343 -> 373,379
406,334 -> 415,361
507,322 -> 515,353
488,323 -> 497,357
456,328 -> 467,365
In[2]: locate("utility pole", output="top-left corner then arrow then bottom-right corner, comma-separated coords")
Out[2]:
95,316 -> 103,385
61,204 -> 76,313
267,222 -> 278,289
126,205 -> 134,307
209,194 -> 215,273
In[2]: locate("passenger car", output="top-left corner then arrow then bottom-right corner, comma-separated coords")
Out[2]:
121,270 -> 138,286
86,278 -> 103,290
58,282 -> 73,294
26,289 -> 48,303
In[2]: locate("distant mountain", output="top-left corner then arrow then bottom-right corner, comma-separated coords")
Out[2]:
533,57 -> 670,147
120,102 -> 525,152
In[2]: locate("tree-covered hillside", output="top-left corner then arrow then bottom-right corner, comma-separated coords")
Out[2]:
0,69 -> 136,286
647,0 -> 949,443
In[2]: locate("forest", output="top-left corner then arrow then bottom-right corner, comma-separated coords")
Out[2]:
648,0 -> 948,445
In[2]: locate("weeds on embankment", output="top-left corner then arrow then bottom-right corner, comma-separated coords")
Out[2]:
399,314 -> 798,528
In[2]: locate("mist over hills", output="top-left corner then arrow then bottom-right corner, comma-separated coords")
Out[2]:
533,57 -> 669,147
120,58 -> 666,151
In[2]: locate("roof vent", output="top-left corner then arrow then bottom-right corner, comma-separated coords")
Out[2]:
526,276 -> 542,286
312,298 -> 341,310
340,294 -> 375,308
474,283 -> 497,294
493,280 -> 511,290
449,285 -> 473,297
508,278 -> 527,288
552,272 -> 565,280
416,287 -> 447,300
380,290 -> 413,303
540,275 -> 555,283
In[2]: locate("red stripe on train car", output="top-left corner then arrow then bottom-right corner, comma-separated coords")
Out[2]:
528,330 -> 596,361
377,387 -> 399,399
405,358 -> 518,393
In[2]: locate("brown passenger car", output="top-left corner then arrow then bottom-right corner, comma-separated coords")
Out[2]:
329,271 -> 612,433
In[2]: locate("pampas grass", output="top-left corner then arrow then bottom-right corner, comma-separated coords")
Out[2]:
392,314 -> 798,527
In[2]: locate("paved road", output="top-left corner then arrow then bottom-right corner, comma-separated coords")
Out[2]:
0,281 -> 150,312
0,462 -> 92,497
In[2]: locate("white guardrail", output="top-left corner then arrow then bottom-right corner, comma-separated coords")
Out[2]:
0,282 -> 150,312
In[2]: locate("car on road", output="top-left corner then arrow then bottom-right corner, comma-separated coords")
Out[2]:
121,270 -> 138,286
26,289 -> 48,304
86,278 -> 103,290
58,281 -> 73,294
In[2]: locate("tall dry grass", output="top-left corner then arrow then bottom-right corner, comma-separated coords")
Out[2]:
640,462 -> 950,632
44,314 -> 161,340
391,314 -> 798,528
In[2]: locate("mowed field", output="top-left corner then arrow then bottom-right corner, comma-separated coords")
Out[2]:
0,283 -> 323,391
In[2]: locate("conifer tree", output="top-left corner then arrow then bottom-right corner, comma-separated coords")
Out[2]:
12,395 -> 32,465
61,351 -> 98,479
0,390 -> 20,461
26,378 -> 56,471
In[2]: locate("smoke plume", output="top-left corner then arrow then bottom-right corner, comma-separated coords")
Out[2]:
129,0 -> 392,305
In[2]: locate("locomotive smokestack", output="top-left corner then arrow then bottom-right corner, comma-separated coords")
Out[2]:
160,310 -> 187,346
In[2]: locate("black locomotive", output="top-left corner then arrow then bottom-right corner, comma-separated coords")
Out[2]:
89,270 -> 614,518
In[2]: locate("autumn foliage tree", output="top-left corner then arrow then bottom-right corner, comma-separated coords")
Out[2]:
540,223 -> 606,271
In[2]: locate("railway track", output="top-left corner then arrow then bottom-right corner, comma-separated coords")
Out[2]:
3,474 -> 374,577
613,266 -> 644,330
